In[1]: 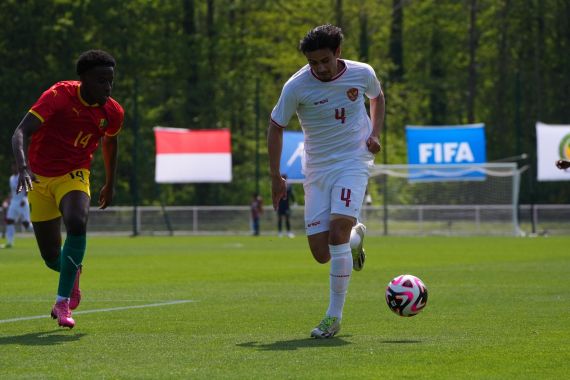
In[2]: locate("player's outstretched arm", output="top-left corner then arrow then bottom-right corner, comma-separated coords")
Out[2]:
367,90 -> 385,155
267,121 -> 287,211
556,160 -> 570,170
12,113 -> 41,193
99,134 -> 118,209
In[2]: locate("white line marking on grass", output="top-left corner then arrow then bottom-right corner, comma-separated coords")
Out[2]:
0,300 -> 196,324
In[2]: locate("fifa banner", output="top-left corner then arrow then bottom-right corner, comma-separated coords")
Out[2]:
405,123 -> 486,181
154,127 -> 232,183
280,131 -> 305,183
536,122 -> 570,181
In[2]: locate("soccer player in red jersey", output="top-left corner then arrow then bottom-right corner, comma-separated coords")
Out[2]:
11,50 -> 124,328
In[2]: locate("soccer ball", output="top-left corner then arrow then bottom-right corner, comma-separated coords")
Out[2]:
385,274 -> 428,317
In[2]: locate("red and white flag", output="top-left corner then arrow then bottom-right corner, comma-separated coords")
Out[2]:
154,127 -> 232,183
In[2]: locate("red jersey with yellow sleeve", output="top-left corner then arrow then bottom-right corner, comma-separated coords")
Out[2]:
28,80 -> 124,177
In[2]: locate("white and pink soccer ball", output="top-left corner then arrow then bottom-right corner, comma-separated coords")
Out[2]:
385,274 -> 428,317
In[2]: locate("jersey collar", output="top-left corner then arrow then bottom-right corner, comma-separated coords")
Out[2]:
77,84 -> 100,107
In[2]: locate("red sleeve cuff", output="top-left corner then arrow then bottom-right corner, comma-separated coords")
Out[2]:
270,118 -> 286,129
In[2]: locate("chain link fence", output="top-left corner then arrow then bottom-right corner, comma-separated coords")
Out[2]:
71,204 -> 570,236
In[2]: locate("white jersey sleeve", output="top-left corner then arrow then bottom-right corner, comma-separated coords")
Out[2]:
364,64 -> 382,99
270,78 -> 299,128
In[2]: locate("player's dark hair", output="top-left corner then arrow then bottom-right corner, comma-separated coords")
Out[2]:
299,24 -> 343,53
76,50 -> 116,76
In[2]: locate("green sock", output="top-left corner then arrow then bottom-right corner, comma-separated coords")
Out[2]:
57,234 -> 86,298
44,254 -> 61,272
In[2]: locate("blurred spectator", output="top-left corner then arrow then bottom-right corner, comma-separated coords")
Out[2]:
1,196 -> 9,239
364,189 -> 372,206
277,174 -> 295,238
3,163 -> 33,248
250,193 -> 263,236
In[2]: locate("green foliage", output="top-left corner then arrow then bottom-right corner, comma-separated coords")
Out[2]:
1,0 -> 569,204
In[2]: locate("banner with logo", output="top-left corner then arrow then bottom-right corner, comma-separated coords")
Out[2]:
536,122 -> 570,181
154,127 -> 232,183
405,124 -> 486,181
280,131 -> 305,183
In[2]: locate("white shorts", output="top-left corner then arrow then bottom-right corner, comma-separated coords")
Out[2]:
6,200 -> 31,223
303,169 -> 369,236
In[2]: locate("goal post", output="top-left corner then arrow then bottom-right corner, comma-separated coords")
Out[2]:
367,163 -> 524,236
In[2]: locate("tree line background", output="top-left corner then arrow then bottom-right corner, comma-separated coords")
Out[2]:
0,0 -> 568,206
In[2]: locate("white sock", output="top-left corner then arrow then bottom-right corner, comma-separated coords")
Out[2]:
326,243 -> 352,319
6,225 -> 15,245
56,296 -> 69,303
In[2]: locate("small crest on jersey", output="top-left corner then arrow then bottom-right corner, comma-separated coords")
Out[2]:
99,118 -> 108,129
347,88 -> 358,101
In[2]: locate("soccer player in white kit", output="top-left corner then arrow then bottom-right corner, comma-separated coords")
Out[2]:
4,164 -> 32,248
268,25 -> 385,338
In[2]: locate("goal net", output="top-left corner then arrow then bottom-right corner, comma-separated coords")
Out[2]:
365,163 -> 524,236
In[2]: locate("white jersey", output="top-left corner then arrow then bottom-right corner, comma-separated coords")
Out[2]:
271,59 -> 382,175
9,175 -> 28,204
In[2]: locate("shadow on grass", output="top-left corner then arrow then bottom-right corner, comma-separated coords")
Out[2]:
237,336 -> 352,351
0,330 -> 86,346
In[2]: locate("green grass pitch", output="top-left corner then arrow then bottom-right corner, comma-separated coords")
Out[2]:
0,235 -> 568,379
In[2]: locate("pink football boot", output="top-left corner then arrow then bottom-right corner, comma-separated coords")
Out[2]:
69,265 -> 82,310
51,299 -> 75,328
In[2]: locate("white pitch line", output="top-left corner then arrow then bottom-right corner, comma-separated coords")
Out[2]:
0,300 -> 196,324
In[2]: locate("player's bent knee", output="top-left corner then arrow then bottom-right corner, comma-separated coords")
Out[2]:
62,214 -> 88,235
329,216 -> 355,245
312,251 -> 331,264
308,242 -> 331,263
39,246 -> 60,261
308,232 -> 330,263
